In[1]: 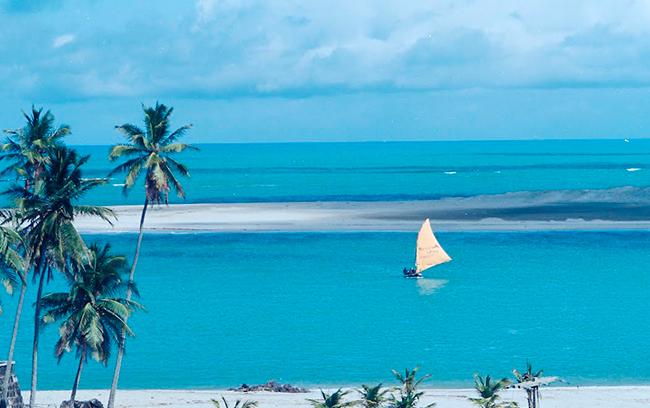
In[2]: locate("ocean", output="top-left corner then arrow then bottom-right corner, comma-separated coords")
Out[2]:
67,139 -> 649,205
0,140 -> 649,390
2,231 -> 650,389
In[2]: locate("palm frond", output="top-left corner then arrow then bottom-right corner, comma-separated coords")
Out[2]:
41,244 -> 140,367
165,156 -> 191,177
160,125 -> 193,145
74,205 -> 116,225
161,163 -> 185,198
108,144 -> 145,160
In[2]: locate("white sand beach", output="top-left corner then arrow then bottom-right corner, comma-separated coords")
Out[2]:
31,386 -> 650,408
73,200 -> 650,233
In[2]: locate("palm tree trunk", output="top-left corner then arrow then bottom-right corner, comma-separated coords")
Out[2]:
107,198 -> 148,408
70,347 -> 85,404
29,266 -> 46,408
1,281 -> 27,405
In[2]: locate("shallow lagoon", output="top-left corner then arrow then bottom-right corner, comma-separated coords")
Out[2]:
1,231 -> 649,389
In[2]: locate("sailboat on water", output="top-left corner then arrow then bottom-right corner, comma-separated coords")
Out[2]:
403,218 -> 451,278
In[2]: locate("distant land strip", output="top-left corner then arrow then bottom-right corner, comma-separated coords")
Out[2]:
73,195 -> 650,233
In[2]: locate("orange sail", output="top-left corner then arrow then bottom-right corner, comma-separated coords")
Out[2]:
415,218 -> 451,273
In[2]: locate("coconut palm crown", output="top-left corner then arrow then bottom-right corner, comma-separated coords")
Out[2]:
40,243 -> 140,403
108,102 -> 195,204
211,396 -> 258,408
0,106 -> 69,186
7,147 -> 114,276
307,389 -> 356,408
469,374 -> 517,408
357,383 -> 390,408
388,367 -> 436,408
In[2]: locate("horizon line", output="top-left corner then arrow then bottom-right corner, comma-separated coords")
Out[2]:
69,137 -> 647,146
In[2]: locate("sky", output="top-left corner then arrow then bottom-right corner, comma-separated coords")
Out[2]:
1,0 -> 650,144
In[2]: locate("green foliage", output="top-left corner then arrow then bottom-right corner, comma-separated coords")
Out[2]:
108,102 -> 196,204
211,396 -> 258,408
6,147 -> 114,280
0,107 -> 124,407
0,222 -> 25,276
307,389 -> 357,408
357,383 -> 390,408
0,106 -> 69,185
468,374 -> 517,408
388,367 -> 435,408
0,222 -> 24,315
40,243 -> 141,364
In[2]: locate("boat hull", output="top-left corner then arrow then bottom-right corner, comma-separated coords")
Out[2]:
402,269 -> 423,278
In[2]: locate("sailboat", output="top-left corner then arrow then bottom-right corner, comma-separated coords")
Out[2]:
403,218 -> 451,278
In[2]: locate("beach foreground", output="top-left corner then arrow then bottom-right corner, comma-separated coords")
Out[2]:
74,198 -> 650,233
30,387 -> 650,408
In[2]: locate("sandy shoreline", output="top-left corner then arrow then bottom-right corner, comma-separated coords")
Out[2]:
30,386 -> 650,408
73,200 -> 650,233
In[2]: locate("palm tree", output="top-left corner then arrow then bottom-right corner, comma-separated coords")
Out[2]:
211,396 -> 258,408
6,147 -> 114,407
357,384 -> 389,408
0,106 -> 69,189
469,374 -> 517,408
388,367 -> 435,408
106,101 -> 194,408
0,107 -> 68,407
512,363 -> 543,408
40,243 -> 139,404
0,222 -> 25,407
307,389 -> 356,408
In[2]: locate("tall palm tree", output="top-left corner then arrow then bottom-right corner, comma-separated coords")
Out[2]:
0,106 -> 69,189
0,107 -> 68,406
388,367 -> 436,408
469,374 -> 517,408
106,102 -> 194,408
6,147 -> 114,407
0,222 -> 25,407
357,384 -> 390,408
40,243 -> 138,404
307,389 -> 356,408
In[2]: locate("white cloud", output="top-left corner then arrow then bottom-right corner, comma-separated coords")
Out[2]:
52,33 -> 75,48
5,0 -> 650,100
193,0 -> 246,29
4,0 -> 650,141
194,0 -> 216,27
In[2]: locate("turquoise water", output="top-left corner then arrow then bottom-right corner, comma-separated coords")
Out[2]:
60,139 -> 650,205
2,231 -> 650,389
1,140 -> 649,390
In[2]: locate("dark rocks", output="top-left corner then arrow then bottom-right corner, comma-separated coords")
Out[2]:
229,381 -> 308,393
59,399 -> 104,408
